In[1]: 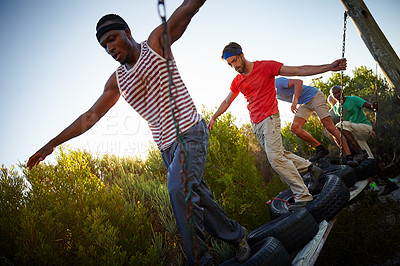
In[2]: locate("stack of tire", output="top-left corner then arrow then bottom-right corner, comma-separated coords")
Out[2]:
220,158 -> 377,265
220,209 -> 318,266
316,156 -> 378,189
269,173 -> 350,222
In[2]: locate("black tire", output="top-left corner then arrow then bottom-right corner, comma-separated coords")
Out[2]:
219,237 -> 291,266
247,208 -> 318,253
308,162 -> 357,189
320,163 -> 343,173
354,158 -> 378,180
327,164 -> 357,188
316,156 -> 341,169
268,174 -> 350,223
268,190 -> 294,219
316,156 -> 342,167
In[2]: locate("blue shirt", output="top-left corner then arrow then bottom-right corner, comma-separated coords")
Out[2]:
275,77 -> 318,104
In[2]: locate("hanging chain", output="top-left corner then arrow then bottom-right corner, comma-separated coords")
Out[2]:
341,12 -> 348,59
157,1 -> 199,264
374,63 -> 378,158
339,11 -> 348,163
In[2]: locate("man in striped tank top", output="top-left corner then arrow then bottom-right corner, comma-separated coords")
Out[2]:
27,1 -> 250,265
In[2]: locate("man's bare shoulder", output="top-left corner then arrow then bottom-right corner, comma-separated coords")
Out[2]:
147,26 -> 164,56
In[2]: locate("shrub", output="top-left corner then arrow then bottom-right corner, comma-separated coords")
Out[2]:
202,109 -> 288,230
0,165 -> 27,260
2,148 -> 159,265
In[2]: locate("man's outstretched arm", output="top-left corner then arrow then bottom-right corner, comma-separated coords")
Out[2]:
208,91 -> 238,131
279,58 -> 347,77
27,74 -> 120,169
148,0 -> 207,56
166,0 -> 207,45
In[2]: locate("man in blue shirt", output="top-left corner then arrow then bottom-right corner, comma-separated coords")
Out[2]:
275,77 -> 357,164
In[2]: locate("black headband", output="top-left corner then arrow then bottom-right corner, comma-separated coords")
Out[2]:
96,22 -> 128,42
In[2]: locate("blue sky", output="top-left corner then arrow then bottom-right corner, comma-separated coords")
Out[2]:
1,0 -> 399,169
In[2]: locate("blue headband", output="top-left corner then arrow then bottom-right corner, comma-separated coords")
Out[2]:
223,48 -> 242,60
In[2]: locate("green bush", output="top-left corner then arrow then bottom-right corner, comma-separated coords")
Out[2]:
203,109 -> 288,230
1,148 -> 160,265
0,165 -> 27,260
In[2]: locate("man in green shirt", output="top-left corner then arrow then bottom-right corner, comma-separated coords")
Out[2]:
330,85 -> 376,158
330,85 -> 399,196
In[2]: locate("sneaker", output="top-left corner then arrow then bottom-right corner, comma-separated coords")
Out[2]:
236,227 -> 251,262
307,164 -> 324,192
345,155 -> 359,167
380,182 -> 399,196
288,200 -> 312,211
309,149 -> 329,163
354,150 -> 368,162
369,182 -> 379,191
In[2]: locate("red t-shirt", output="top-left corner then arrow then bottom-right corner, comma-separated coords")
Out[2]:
230,60 -> 283,123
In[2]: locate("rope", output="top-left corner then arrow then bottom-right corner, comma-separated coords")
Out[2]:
339,11 -> 348,165
157,1 -> 199,263
272,197 -> 292,206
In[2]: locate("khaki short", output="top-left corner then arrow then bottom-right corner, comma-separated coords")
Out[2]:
295,90 -> 330,121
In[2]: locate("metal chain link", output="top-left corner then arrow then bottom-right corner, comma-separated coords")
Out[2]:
179,149 -> 199,262
341,12 -> 348,59
339,11 -> 348,163
157,1 -> 199,264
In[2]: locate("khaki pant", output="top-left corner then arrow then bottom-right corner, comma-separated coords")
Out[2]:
338,121 -> 374,158
253,113 -> 312,202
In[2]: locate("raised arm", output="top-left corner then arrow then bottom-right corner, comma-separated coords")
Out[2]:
166,0 -> 207,44
148,0 -> 206,57
287,78 -> 303,113
278,58 -> 347,76
27,74 -> 120,169
207,91 -> 239,131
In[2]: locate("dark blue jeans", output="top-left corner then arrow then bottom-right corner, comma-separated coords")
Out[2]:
162,119 -> 243,265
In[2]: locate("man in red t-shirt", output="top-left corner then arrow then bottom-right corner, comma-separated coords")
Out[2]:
208,42 -> 347,209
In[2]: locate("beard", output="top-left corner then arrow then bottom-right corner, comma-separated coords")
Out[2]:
235,58 -> 246,74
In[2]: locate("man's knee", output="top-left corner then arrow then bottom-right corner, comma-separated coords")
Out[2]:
268,153 -> 287,170
290,123 -> 302,135
321,117 -> 336,132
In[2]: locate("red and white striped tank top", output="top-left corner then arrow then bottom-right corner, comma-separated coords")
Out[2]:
116,41 -> 202,151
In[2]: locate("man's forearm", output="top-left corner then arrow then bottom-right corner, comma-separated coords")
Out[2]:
48,111 -> 100,148
280,59 -> 346,77
296,64 -> 332,76
211,101 -> 229,121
